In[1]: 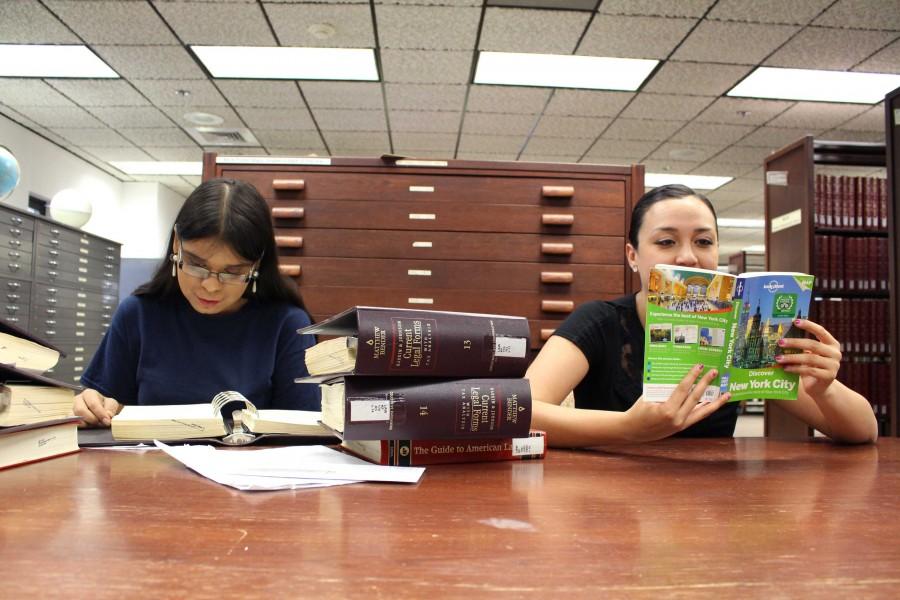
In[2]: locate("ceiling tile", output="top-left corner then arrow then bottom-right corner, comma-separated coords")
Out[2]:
45,0 -> 177,44
457,134 -> 524,154
642,61 -> 752,96
45,80 -> 151,107
853,39 -> 900,74
15,105 -> 104,128
642,158 -> 705,173
0,80 -> 74,107
236,107 -> 315,130
466,86 -> 551,114
142,147 -> 207,162
583,139 -> 658,161
532,116 -> 610,139
90,106 -> 174,129
839,106 -> 888,132
380,50 -> 472,84
217,80 -> 305,108
252,130 -> 326,150
766,102 -> 870,130
376,4 -> 480,50
620,93 -> 713,121
519,153 -> 582,164
455,151 -> 518,161
765,27 -> 897,70
738,127 -> 814,148
716,177 -> 766,195
130,79 -> 228,107
94,45 -> 208,80
691,161 -> 760,178
650,142 -> 723,163
813,0 -> 900,30
322,131 -> 390,150
818,129 -> 885,143
160,105 -> 244,129
672,21 -> 799,64
599,0 -> 716,18
117,127 -> 198,148
578,15 -> 697,60
479,7 -> 589,53
385,84 -> 467,111
703,145 -> 773,165
155,1 -> 276,45
314,109 -> 386,131
392,132 -> 458,152
695,98 -> 794,126
51,127 -> 133,147
462,112 -> 537,136
80,146 -> 154,162
522,136 -> 592,156
602,118 -> 684,141
0,1 -> 79,43
670,122 -> 755,145
389,110 -> 461,133
266,3 -> 375,47
718,199 -> 765,219
384,149 -> 453,159
707,0 -> 832,24
301,82 -> 385,110
207,147 -> 267,157
544,90 -> 633,117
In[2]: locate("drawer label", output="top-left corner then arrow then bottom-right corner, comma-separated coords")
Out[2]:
412,241 -> 432,248
407,269 -> 431,277
409,213 -> 435,220
407,298 -> 434,304
409,186 -> 434,193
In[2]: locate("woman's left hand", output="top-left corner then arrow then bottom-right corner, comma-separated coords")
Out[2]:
775,319 -> 842,399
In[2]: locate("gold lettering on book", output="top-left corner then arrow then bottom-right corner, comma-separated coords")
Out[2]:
506,393 -> 519,424
372,325 -> 386,359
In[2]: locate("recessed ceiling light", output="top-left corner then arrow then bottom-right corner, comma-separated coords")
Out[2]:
191,46 -> 378,81
718,218 -> 765,229
474,51 -> 658,91
183,112 -> 224,126
644,173 -> 733,190
110,161 -> 202,176
728,67 -> 900,104
0,44 -> 118,78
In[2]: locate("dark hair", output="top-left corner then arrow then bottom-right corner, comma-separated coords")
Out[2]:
628,184 -> 718,248
135,178 -> 308,311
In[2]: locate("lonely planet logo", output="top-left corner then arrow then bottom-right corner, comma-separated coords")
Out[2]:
762,280 -> 785,293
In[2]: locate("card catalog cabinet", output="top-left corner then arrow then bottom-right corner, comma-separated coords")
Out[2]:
204,154 -> 643,349
0,204 -> 120,385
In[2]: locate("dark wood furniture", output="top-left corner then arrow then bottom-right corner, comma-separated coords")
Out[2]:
202,154 -> 643,349
1,438 -> 897,597
0,204 -> 119,384
886,86 -> 899,438
763,137 -> 893,438
727,250 -> 765,274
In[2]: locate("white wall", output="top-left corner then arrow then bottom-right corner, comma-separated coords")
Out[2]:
119,182 -> 184,259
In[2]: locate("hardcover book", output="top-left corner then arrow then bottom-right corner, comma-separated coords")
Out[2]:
0,417 -> 81,471
298,306 -> 530,378
0,318 -> 65,372
341,430 -> 546,466
643,265 -> 814,403
316,376 -> 532,441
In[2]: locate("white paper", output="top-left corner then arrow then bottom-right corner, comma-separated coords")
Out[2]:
155,441 -> 424,491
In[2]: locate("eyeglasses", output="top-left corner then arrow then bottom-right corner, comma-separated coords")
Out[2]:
174,240 -> 259,286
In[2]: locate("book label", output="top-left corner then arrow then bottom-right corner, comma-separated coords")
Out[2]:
512,436 -> 544,456
771,208 -> 801,233
495,336 -> 526,358
766,171 -> 788,186
350,399 -> 390,422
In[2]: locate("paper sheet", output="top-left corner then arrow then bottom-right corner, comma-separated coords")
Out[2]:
155,441 -> 425,491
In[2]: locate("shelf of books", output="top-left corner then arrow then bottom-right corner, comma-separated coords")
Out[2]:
764,135 -> 894,438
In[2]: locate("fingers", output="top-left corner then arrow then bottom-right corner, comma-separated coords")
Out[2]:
74,389 -> 113,427
674,366 -> 720,423
685,393 -> 731,428
790,319 -> 838,347
777,337 -> 841,360
777,348 -> 839,372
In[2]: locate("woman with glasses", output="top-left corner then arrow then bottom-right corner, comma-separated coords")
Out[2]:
74,178 -> 319,426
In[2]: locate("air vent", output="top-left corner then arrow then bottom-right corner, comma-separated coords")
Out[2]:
186,127 -> 260,147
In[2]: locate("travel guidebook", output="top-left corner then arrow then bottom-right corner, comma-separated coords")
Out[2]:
643,265 -> 814,403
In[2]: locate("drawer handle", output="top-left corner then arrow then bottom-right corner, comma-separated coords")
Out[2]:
275,235 -> 304,248
541,271 -> 574,284
46,308 -> 57,315
49,239 -> 59,246
9,227 -> 21,237
541,242 -> 574,255
50,228 -> 60,236
5,305 -> 18,313
6,281 -> 19,289
542,214 -> 574,226
6,293 -> 18,301
540,328 -> 556,341
49,249 -> 59,256
271,207 -> 305,219
48,259 -> 58,267
542,185 -> 574,198
542,300 -> 574,313
7,263 -> 19,272
11,216 -> 22,225
48,270 -> 58,278
8,250 -> 19,258
279,264 -> 301,276
272,179 -> 305,191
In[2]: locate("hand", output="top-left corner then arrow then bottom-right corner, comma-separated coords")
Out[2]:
74,389 -> 122,427
775,319 -> 841,399
622,363 -> 730,442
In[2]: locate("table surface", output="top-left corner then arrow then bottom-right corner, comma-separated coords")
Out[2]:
2,437 -> 899,599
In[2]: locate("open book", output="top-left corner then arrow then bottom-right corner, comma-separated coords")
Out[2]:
111,391 -> 332,444
0,318 -> 63,372
643,265 -> 814,403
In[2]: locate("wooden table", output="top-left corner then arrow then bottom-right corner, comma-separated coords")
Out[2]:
2,438 -> 899,598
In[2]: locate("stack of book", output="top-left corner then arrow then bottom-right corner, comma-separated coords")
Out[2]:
297,306 -> 546,466
0,319 -> 80,470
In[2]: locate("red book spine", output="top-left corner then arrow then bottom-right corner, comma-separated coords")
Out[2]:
815,174 -> 823,227
879,178 -> 887,231
343,431 -> 547,466
826,176 -> 835,227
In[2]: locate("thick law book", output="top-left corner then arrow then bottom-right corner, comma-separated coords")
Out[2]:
298,306 -> 530,378
111,391 -> 332,444
0,318 -> 65,372
316,376 -> 532,441
0,384 -> 76,427
341,430 -> 546,466
643,265 -> 814,403
0,417 -> 81,471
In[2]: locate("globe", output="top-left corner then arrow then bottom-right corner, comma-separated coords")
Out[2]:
50,188 -> 93,228
0,146 -> 21,202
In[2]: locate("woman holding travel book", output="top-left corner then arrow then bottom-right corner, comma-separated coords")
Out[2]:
75,179 -> 319,426
528,184 -> 877,446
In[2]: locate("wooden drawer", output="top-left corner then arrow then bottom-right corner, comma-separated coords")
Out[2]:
223,169 -> 625,208
285,257 -> 624,294
269,199 -> 624,235
274,228 -> 623,264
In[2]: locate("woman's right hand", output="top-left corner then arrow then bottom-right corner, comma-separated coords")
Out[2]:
74,388 -> 122,427
622,363 -> 729,442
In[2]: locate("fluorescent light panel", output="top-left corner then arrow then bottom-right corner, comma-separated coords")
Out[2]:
111,161 -> 202,176
192,46 -> 379,81
644,173 -> 733,191
728,67 -> 900,104
474,51 -> 658,90
717,218 -> 765,229
742,245 -> 766,253
0,44 -> 118,78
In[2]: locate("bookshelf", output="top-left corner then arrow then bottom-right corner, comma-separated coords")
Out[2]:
764,135 -> 893,438
887,86 -> 900,438
727,250 -> 765,275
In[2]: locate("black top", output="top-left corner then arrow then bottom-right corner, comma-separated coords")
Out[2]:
552,294 -> 738,438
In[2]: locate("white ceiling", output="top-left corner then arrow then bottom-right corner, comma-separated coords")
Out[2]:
1,0 -> 897,260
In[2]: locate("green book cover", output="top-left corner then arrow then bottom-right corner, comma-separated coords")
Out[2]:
642,265 -> 815,403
